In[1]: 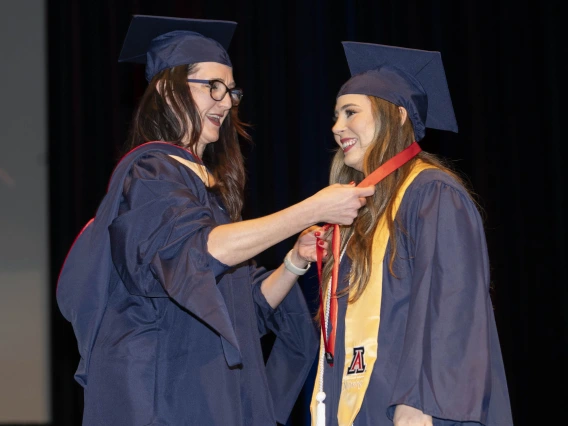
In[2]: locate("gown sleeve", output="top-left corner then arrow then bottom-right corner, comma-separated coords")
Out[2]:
386,177 -> 513,426
250,263 -> 319,423
108,153 -> 243,366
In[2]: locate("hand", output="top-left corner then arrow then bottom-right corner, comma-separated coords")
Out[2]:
393,404 -> 433,426
308,183 -> 375,225
295,226 -> 331,263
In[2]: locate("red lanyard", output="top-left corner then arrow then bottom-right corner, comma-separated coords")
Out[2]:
316,142 -> 422,366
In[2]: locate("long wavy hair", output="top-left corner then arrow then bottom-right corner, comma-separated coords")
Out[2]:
321,96 -> 469,306
125,63 -> 250,221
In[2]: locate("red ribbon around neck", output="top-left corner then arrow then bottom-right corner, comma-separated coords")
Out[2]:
316,141 -> 422,366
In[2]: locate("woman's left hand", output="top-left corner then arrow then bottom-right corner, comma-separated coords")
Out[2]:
294,225 -> 330,264
393,404 -> 433,426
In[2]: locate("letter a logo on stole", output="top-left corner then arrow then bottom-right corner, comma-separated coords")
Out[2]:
347,346 -> 366,375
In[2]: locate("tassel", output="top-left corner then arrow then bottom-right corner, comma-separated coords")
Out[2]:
316,391 -> 326,426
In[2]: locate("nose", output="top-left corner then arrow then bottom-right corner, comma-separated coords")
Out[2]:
332,118 -> 344,135
218,90 -> 233,110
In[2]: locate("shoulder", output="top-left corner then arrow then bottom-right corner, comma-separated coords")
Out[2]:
129,151 -> 182,178
403,168 -> 473,207
110,143 -> 206,198
112,142 -> 195,176
408,168 -> 469,196
400,168 -> 482,224
123,143 -> 202,180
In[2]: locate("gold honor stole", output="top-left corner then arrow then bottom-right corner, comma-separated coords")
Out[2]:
310,160 -> 436,426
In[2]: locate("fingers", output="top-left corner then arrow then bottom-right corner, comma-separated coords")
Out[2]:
393,404 -> 433,426
354,185 -> 375,197
316,240 -> 330,261
317,239 -> 330,251
295,225 -> 332,263
341,185 -> 374,208
315,226 -> 333,241
315,183 -> 375,225
337,183 -> 374,196
354,185 -> 373,208
300,225 -> 321,238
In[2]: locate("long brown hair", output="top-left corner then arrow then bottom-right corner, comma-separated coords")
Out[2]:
322,96 -> 468,306
125,64 -> 250,221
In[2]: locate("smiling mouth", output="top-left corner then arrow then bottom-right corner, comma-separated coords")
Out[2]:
341,139 -> 356,153
206,114 -> 222,127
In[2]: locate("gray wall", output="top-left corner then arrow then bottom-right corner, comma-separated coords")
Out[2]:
0,0 -> 50,422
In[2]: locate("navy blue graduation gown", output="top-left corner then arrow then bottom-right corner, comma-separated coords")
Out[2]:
57,142 -> 318,425
320,170 -> 513,426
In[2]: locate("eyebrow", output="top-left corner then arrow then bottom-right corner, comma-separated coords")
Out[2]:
334,103 -> 359,116
210,77 -> 236,88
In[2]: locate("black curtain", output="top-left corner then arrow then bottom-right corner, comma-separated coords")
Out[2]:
48,1 -> 564,425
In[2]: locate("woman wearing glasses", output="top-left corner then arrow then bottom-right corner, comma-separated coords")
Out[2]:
57,16 -> 374,426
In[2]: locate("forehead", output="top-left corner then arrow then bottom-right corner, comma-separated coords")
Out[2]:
190,62 -> 234,81
335,94 -> 371,111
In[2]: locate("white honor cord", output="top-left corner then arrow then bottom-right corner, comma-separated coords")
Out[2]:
316,242 -> 350,426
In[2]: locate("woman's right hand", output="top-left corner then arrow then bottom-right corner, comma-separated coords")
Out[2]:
308,183 -> 375,225
393,404 -> 433,426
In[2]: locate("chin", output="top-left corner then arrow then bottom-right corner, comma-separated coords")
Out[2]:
201,134 -> 220,145
343,158 -> 363,173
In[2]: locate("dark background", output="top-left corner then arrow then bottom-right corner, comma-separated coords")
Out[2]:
48,0 -> 564,425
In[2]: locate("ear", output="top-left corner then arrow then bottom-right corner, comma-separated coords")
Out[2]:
154,78 -> 165,97
398,106 -> 408,126
154,78 -> 174,107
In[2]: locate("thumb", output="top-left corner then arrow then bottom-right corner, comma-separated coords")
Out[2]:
356,185 -> 375,196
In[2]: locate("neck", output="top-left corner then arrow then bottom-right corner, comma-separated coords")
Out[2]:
196,144 -> 205,159
179,137 -> 205,160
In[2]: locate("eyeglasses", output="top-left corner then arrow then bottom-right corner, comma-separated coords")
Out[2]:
186,79 -> 243,106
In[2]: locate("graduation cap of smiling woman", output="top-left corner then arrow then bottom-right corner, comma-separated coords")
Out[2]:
338,42 -> 458,141
118,15 -> 237,82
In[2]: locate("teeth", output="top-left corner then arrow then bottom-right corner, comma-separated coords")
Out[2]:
341,139 -> 356,150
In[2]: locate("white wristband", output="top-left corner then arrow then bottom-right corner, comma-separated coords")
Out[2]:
283,250 -> 311,275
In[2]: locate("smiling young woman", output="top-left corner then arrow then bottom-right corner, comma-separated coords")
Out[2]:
311,42 -> 513,426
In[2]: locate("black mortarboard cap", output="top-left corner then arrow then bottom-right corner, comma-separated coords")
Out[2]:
118,15 -> 237,82
338,42 -> 458,141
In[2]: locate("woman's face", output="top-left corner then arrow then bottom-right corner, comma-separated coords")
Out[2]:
332,94 -> 376,172
187,62 -> 235,157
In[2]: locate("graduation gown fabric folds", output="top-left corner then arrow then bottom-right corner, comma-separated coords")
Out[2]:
317,169 -> 513,426
57,142 -> 318,426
